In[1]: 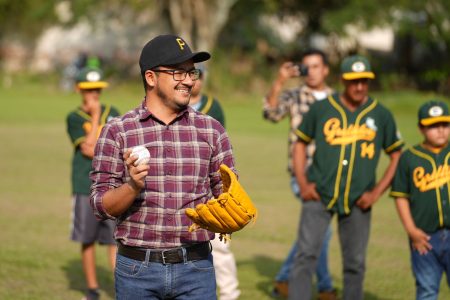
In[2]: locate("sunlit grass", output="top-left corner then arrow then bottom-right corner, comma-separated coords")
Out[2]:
0,79 -> 449,299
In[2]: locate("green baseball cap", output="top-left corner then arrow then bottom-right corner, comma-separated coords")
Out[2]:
76,67 -> 109,89
341,55 -> 375,80
418,100 -> 450,126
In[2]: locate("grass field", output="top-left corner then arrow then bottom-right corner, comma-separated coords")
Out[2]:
1,77 -> 449,300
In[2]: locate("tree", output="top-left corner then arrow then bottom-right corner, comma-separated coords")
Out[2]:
219,0 -> 449,92
0,0 -> 59,41
322,0 -> 450,92
159,0 -> 238,52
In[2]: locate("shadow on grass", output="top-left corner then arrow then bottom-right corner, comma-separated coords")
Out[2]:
62,259 -> 115,299
238,254 -> 282,298
240,255 -> 392,300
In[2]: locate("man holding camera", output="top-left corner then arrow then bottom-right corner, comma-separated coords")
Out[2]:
263,49 -> 336,299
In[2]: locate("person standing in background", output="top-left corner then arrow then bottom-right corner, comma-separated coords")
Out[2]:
263,49 -> 336,299
391,100 -> 450,300
290,55 -> 403,300
66,67 -> 120,300
190,64 -> 240,300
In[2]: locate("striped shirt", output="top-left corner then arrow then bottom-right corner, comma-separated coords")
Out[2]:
90,99 -> 235,249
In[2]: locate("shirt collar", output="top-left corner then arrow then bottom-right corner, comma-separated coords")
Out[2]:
138,97 -> 191,123
138,98 -> 151,121
301,84 -> 332,95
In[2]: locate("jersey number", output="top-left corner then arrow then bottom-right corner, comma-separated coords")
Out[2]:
360,142 -> 375,159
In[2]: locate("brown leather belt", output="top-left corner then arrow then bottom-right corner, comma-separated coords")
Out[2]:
118,242 -> 211,264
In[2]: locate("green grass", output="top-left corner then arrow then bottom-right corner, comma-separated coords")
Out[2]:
1,78 -> 449,299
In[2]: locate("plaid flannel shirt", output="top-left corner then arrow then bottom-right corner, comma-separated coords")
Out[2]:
263,84 -> 333,175
90,100 -> 235,249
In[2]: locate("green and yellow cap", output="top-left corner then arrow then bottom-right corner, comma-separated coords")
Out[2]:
341,55 -> 375,80
418,100 -> 450,126
76,67 -> 109,89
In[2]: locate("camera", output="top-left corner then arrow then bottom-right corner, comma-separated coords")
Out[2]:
294,64 -> 308,76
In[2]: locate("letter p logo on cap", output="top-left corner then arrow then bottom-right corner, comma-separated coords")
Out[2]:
176,38 -> 185,50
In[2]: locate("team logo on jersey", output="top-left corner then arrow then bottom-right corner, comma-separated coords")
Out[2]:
352,62 -> 366,72
429,106 -> 444,117
323,118 -> 376,145
413,165 -> 450,192
365,117 -> 378,131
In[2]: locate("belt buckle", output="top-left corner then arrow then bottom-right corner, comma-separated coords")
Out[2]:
161,249 -> 169,264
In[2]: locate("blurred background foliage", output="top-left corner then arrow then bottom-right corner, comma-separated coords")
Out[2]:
0,0 -> 448,94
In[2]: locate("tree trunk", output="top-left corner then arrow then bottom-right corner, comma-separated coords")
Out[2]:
164,0 -> 237,52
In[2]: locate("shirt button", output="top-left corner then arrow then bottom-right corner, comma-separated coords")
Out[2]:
342,160 -> 348,166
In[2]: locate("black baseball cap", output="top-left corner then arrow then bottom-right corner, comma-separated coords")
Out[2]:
139,34 -> 210,74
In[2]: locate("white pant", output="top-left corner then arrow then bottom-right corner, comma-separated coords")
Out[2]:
211,234 -> 241,300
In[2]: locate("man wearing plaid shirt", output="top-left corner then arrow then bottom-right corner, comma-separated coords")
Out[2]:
263,49 -> 337,299
90,34 -> 235,299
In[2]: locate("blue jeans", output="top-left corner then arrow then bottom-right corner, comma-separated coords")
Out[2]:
115,252 -> 217,299
411,229 -> 450,300
275,177 -> 333,292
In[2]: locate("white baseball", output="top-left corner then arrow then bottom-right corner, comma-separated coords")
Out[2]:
131,146 -> 150,166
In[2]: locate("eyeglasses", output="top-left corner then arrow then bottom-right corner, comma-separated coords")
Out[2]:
152,68 -> 201,81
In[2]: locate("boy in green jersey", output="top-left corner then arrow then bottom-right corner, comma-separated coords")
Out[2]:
189,64 -> 225,126
390,100 -> 450,300
66,67 -> 120,300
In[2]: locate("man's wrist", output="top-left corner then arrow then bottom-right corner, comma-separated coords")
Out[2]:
275,77 -> 287,87
369,186 -> 383,200
297,174 -> 308,186
126,181 -> 141,195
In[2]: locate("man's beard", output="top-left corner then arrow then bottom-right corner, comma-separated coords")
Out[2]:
156,86 -> 189,111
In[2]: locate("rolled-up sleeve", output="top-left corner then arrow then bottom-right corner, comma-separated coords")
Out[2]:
262,90 -> 294,122
90,121 -> 124,220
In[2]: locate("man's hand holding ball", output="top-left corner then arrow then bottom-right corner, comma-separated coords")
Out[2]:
124,146 -> 150,194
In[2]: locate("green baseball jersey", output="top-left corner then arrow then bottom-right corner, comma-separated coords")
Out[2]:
197,94 -> 225,127
390,144 -> 450,233
296,93 -> 404,215
66,104 -> 120,195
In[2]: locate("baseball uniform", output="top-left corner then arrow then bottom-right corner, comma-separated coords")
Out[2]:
67,104 -> 120,243
390,100 -> 450,300
296,93 -> 404,215
391,144 -> 450,232
192,94 -> 225,127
